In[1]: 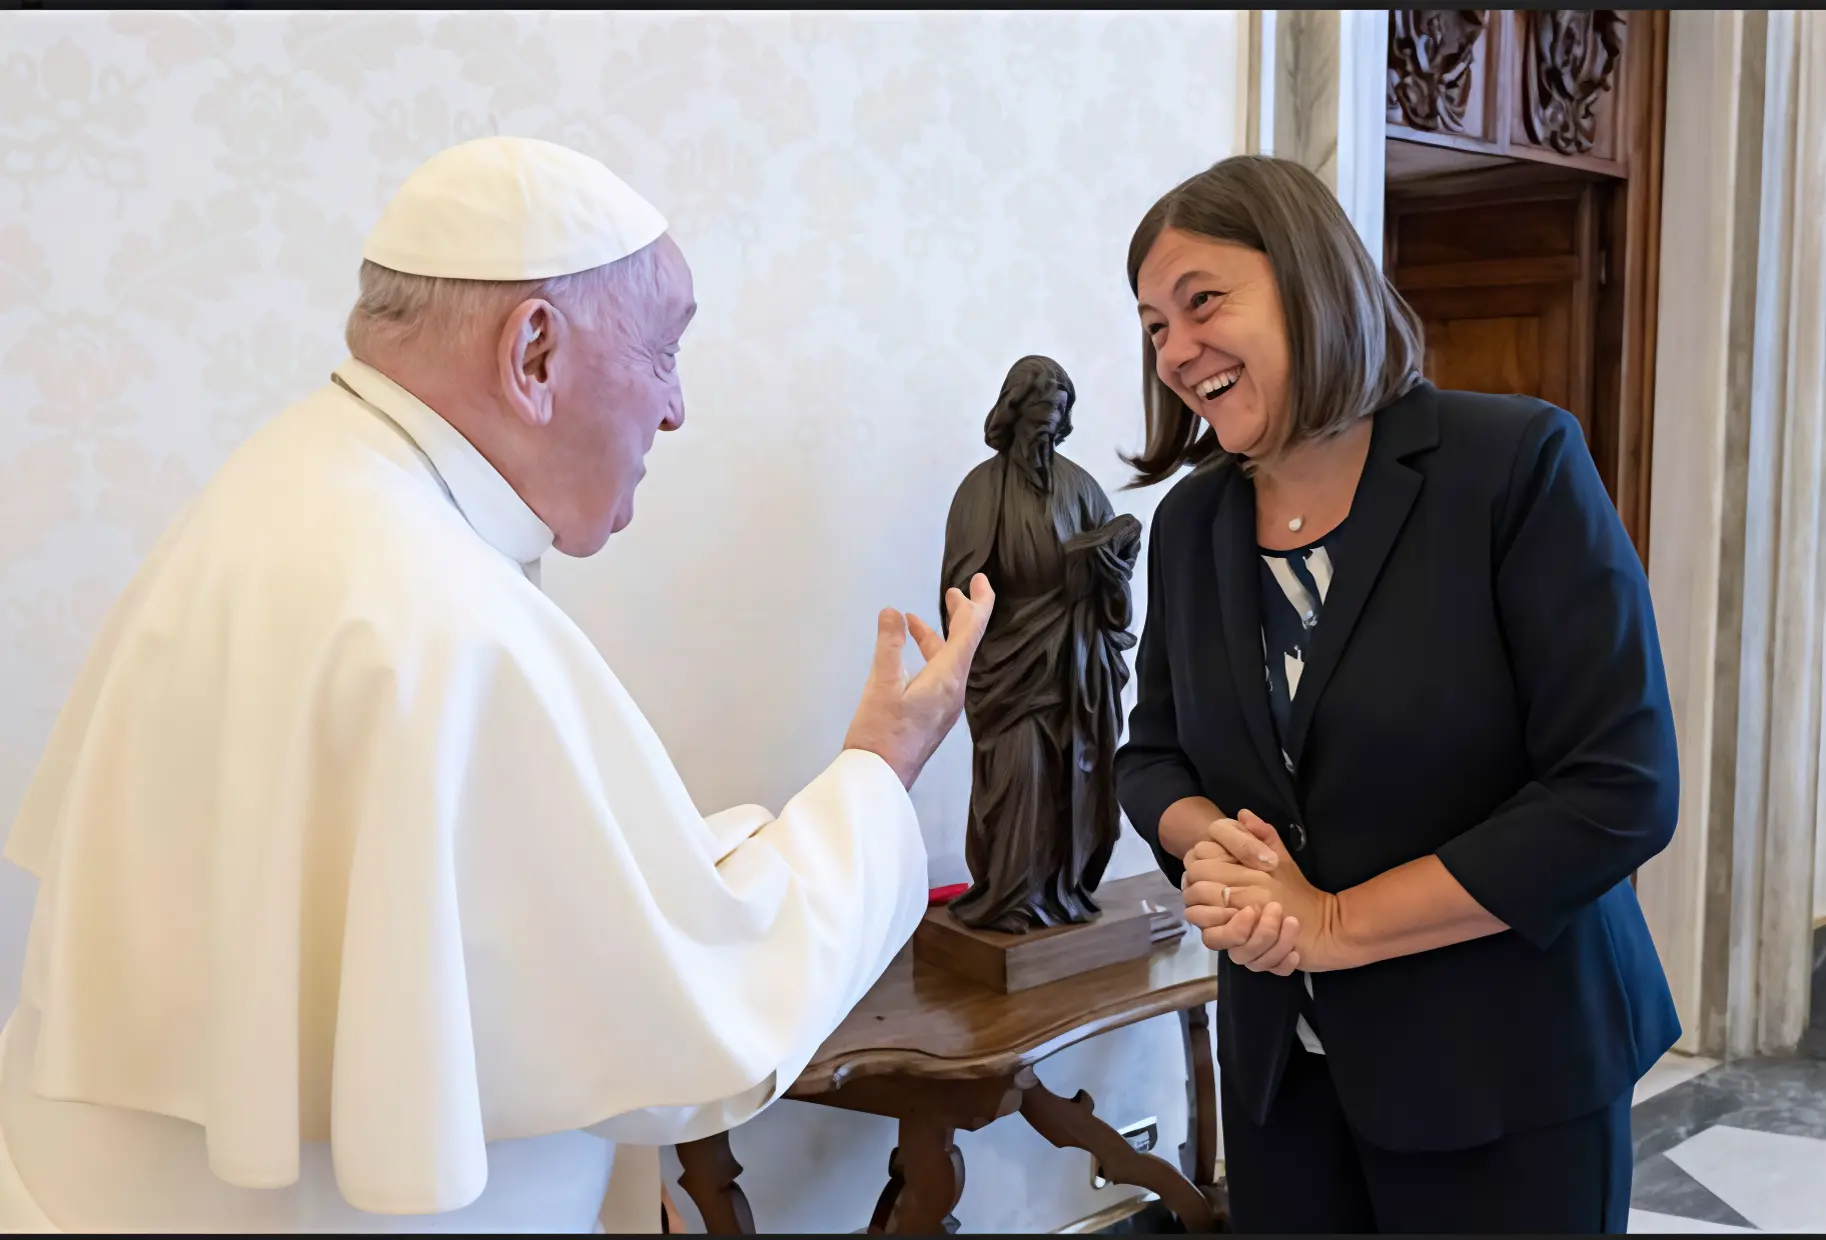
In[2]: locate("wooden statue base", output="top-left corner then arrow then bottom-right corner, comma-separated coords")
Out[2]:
913,883 -> 1182,993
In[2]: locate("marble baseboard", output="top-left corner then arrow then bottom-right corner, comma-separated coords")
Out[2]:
1636,1053 -> 1721,1105
1806,925 -> 1826,1057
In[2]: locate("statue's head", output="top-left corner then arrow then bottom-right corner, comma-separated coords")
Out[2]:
984,355 -> 1075,455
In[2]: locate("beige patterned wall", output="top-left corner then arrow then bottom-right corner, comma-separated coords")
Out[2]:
0,10 -> 1239,1231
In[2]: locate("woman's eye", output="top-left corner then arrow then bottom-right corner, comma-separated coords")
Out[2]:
1145,321 -> 1165,338
1190,290 -> 1215,309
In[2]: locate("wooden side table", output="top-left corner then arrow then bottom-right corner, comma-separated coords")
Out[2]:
675,874 -> 1226,1234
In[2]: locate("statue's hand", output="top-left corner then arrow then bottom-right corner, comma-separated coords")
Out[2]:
1063,513 -> 1144,611
1064,512 -> 1143,557
841,574 -> 997,789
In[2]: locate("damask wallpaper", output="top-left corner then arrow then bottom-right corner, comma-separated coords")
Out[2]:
0,10 -> 1239,1231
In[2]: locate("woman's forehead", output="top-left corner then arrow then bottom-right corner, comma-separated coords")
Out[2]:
1137,229 -> 1261,293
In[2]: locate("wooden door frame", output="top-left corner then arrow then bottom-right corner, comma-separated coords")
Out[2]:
1613,10 -> 1670,567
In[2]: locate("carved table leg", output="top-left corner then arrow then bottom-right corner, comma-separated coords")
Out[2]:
676,1132 -> 757,1235
888,1117 -> 964,1234
867,1145 -> 905,1234
1021,1080 -> 1217,1233
1180,1003 -> 1218,1184
1180,1002 -> 1230,1228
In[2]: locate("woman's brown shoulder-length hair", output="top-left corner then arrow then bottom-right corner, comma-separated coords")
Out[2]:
1123,155 -> 1425,488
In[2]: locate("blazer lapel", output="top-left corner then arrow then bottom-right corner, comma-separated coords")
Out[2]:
1283,384 -> 1440,768
1212,467 -> 1301,808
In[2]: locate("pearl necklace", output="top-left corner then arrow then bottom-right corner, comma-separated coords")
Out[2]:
1287,516 -> 1304,533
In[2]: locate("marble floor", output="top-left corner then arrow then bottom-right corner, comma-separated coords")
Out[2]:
1626,929 -> 1826,1233
1626,1052 -> 1826,1233
1627,925 -> 1826,1232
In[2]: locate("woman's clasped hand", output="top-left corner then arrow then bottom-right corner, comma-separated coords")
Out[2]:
1179,810 -> 1345,976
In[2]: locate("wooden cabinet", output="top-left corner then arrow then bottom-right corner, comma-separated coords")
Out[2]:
1391,178 -> 1602,449
1383,11 -> 1667,561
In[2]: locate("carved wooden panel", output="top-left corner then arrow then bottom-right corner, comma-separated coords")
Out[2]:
1520,10 -> 1626,159
1385,10 -> 1632,178
1386,10 -> 1490,137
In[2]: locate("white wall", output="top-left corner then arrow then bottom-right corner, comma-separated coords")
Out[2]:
0,10 -> 1239,1232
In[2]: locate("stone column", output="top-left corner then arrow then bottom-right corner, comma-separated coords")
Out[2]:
1639,9 -> 1826,1058
1736,9 -> 1826,1055
1237,10 -> 1386,266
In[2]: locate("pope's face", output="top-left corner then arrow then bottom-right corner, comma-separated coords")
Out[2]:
1134,228 -> 1290,459
551,236 -> 695,553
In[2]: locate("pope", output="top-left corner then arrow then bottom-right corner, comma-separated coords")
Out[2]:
0,137 -> 994,1232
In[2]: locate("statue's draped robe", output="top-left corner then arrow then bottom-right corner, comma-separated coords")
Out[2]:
939,450 -> 1141,933
0,360 -> 928,1233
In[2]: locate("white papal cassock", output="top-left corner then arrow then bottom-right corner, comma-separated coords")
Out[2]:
0,359 -> 929,1232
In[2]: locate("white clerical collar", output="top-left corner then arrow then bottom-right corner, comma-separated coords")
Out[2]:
331,358 -> 554,569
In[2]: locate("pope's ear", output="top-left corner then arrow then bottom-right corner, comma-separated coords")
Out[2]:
498,298 -> 560,429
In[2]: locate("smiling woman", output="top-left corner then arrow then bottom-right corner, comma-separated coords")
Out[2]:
1124,156 -> 1423,485
1114,155 -> 1681,1235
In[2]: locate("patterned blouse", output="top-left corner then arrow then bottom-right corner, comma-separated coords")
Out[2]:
1258,528 -> 1341,1057
1259,534 -> 1338,752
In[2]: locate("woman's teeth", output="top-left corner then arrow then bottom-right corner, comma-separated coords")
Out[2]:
1195,367 -> 1242,401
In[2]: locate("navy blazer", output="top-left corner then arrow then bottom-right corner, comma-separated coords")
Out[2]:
1115,381 -> 1681,1152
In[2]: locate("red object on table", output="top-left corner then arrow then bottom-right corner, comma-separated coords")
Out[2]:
927,882 -> 968,906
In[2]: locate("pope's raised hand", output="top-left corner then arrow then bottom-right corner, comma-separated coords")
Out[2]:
842,573 -> 996,789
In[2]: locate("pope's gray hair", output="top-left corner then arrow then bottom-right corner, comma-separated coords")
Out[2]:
344,245 -> 661,361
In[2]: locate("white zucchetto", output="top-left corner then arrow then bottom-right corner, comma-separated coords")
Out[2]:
361,136 -> 669,282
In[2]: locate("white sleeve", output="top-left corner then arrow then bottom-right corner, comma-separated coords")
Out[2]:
582,749 -> 926,1145
327,633 -> 935,1208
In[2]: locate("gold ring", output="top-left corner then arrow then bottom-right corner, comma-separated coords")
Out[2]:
1222,886 -> 1232,908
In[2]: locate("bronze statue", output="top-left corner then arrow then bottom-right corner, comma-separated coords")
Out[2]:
939,356 -> 1142,933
